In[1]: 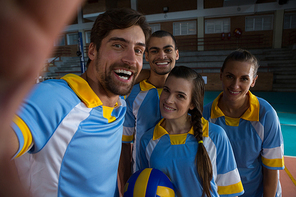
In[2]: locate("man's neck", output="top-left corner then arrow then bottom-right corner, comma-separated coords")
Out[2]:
147,72 -> 168,88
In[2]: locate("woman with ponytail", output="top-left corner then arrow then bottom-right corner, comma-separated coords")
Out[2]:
139,66 -> 244,196
203,49 -> 285,197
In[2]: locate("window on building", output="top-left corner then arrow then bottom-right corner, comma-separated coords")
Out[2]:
205,18 -> 230,34
173,21 -> 196,36
150,24 -> 161,33
85,31 -> 91,44
54,36 -> 66,46
245,15 -> 273,31
67,33 -> 79,45
284,13 -> 296,29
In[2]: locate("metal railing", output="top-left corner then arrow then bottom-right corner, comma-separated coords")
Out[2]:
176,34 -> 272,51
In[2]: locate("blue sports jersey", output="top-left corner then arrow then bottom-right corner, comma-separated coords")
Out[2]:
12,74 -> 126,197
140,118 -> 244,197
123,79 -> 163,172
203,91 -> 285,197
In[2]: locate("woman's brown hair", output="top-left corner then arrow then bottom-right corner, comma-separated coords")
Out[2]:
221,48 -> 259,78
167,66 -> 213,197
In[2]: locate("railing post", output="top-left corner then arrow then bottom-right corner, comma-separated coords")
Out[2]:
78,32 -> 85,73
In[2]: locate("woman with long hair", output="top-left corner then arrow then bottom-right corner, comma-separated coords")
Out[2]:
139,66 -> 244,197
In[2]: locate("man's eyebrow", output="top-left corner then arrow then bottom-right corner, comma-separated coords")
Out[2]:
108,37 -> 145,47
163,45 -> 174,49
136,42 -> 146,47
148,45 -> 174,51
108,37 -> 128,43
148,46 -> 160,51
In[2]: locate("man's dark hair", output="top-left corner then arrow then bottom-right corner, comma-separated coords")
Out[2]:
146,30 -> 177,51
87,8 -> 151,66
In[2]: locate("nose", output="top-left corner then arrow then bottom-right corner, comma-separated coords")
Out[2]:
165,94 -> 174,104
122,48 -> 137,66
158,50 -> 167,59
231,78 -> 240,88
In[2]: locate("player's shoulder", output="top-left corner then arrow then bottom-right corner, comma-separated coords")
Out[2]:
141,127 -> 155,142
255,96 -> 278,121
203,101 -> 213,118
208,121 -> 225,135
207,121 -> 229,144
256,96 -> 274,110
28,79 -> 72,99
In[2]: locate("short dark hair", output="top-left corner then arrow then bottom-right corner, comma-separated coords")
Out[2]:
221,49 -> 259,78
87,8 -> 151,66
146,30 -> 177,51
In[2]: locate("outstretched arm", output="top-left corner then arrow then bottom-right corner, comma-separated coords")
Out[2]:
0,0 -> 84,196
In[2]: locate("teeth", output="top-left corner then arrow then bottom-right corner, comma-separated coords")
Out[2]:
230,90 -> 239,94
118,75 -> 129,80
156,62 -> 168,65
164,105 -> 174,111
114,69 -> 132,76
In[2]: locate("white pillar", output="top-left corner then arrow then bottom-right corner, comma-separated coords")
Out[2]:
273,9 -> 284,49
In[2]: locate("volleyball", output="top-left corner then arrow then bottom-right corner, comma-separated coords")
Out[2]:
123,168 -> 175,197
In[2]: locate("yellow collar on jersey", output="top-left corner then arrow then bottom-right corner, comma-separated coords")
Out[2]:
62,74 -> 104,108
211,91 -> 259,122
153,118 -> 209,145
140,79 -> 163,98
62,74 -> 119,123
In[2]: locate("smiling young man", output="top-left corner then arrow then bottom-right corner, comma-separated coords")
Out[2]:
6,8 -> 150,197
119,30 -> 179,192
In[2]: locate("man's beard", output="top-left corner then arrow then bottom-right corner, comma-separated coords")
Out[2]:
102,63 -> 138,96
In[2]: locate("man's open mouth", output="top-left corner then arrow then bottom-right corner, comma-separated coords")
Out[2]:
114,69 -> 133,80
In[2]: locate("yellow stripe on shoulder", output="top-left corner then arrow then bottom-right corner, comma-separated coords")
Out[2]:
13,115 -> 33,158
218,181 -> 244,195
122,135 -> 134,142
262,156 -> 285,168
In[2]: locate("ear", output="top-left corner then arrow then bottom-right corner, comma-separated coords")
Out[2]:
145,51 -> 149,62
88,42 -> 97,61
220,70 -> 223,81
189,103 -> 195,111
250,75 -> 258,88
175,49 -> 180,60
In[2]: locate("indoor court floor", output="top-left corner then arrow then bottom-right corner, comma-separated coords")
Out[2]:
204,91 -> 296,196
